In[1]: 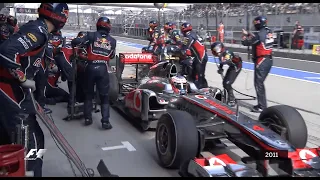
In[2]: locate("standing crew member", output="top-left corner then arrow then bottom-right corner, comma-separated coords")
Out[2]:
67,31 -> 87,112
0,3 -> 69,176
292,21 -> 304,50
211,42 -> 242,107
149,28 -> 165,58
45,30 -> 69,105
241,16 -> 273,113
164,22 -> 176,43
147,20 -> 158,42
180,22 -> 208,89
167,29 -> 182,46
218,21 -> 225,43
33,40 -> 54,114
144,20 -> 158,52
71,17 -> 116,130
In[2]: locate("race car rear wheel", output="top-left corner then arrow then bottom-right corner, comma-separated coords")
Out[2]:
109,73 -> 119,105
156,110 -> 199,169
258,105 -> 308,148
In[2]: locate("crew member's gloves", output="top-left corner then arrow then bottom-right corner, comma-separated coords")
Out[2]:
217,68 -> 223,74
21,79 -> 36,92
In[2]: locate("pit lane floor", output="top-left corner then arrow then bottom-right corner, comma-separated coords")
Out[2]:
41,40 -> 320,177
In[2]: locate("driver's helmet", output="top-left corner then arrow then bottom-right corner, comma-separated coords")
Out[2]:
170,75 -> 188,95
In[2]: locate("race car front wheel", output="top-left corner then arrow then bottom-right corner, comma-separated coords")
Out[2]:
258,105 -> 308,148
155,110 -> 199,169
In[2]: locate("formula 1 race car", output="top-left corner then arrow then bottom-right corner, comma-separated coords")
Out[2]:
155,91 -> 320,176
110,52 -> 220,131
139,45 -> 183,79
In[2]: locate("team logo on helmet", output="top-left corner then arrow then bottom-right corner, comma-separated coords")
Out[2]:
62,7 -> 69,18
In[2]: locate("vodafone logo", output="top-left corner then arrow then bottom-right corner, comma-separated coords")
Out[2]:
299,149 -> 317,163
125,53 -> 152,59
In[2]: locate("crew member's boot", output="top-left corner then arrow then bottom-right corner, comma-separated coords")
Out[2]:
84,118 -> 93,126
251,105 -> 263,113
102,119 -> 112,130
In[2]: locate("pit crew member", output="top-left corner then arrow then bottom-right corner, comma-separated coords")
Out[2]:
0,3 -> 69,176
211,42 -> 242,107
71,16 -> 116,130
241,16 -> 273,113
180,22 -> 208,89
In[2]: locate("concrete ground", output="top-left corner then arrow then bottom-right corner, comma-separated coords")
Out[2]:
40,37 -> 320,177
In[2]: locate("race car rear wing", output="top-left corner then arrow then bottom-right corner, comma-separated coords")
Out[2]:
119,53 -> 154,64
115,53 -> 155,84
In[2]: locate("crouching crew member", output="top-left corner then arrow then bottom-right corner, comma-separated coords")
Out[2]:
211,42 -> 242,107
71,17 -> 116,130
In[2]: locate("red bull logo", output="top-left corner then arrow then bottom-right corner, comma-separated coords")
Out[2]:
94,38 -> 111,50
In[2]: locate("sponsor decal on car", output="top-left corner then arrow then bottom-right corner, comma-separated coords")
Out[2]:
125,90 -> 142,112
120,53 -> 154,64
124,53 -> 152,60
195,95 -> 207,100
204,99 -> 236,115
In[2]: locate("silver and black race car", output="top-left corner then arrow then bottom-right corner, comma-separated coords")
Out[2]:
153,80 -> 320,177
109,52 -> 220,131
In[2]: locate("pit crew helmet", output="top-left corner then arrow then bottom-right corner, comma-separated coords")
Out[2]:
170,75 -> 188,95
170,29 -> 181,43
149,20 -> 158,29
77,31 -> 87,38
180,22 -> 192,35
38,3 -> 69,31
253,16 -> 267,31
0,14 -> 7,24
96,17 -> 111,33
164,22 -> 175,33
211,41 -> 225,57
7,15 -> 17,27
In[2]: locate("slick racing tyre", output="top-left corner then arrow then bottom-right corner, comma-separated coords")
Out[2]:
156,110 -> 199,169
108,73 -> 119,105
259,105 -> 308,148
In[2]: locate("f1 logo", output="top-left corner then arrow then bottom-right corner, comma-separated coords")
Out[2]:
25,149 -> 47,160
